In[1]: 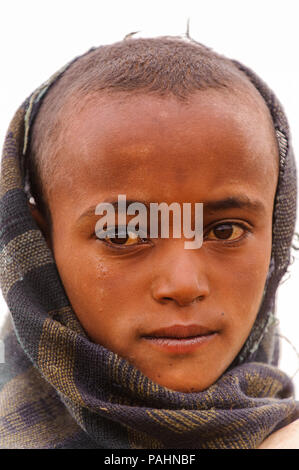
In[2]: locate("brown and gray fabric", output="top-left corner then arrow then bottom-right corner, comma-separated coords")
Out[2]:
0,43 -> 298,449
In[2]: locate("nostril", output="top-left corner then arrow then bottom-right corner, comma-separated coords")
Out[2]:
161,294 -> 205,306
189,295 -> 205,304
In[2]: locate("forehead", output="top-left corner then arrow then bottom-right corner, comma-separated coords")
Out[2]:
50,87 -> 278,211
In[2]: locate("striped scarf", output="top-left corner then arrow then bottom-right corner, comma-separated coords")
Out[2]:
0,46 -> 298,449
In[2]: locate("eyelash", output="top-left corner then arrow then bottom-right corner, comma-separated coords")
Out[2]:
204,221 -> 251,247
95,227 -> 149,251
94,221 -> 251,250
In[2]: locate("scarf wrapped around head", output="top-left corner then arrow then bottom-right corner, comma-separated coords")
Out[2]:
0,43 -> 298,449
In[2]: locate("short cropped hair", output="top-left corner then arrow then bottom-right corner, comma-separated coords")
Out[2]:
27,36 -> 263,230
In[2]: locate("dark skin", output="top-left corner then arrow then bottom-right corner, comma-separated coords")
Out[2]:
30,86 -> 279,393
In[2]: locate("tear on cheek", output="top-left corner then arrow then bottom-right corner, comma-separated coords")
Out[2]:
97,262 -> 108,276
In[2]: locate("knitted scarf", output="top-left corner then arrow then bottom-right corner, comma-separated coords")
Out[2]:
0,46 -> 298,449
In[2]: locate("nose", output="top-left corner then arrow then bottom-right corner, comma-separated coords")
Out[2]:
151,243 -> 210,307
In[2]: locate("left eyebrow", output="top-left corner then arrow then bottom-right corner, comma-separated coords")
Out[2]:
203,195 -> 266,215
76,195 -> 266,224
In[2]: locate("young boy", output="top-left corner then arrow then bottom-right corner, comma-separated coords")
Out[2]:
0,36 -> 298,449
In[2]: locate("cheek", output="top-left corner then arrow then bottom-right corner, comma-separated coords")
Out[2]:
53,240 -> 148,340
210,243 -> 271,340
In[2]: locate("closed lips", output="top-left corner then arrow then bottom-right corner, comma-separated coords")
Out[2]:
143,324 -> 217,339
141,324 -> 218,354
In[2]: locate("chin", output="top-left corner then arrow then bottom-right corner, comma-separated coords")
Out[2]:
149,374 -> 213,393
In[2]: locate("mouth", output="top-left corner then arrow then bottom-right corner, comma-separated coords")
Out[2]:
142,324 -> 218,354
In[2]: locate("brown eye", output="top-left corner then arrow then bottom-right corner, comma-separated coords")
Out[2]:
106,228 -> 144,246
207,223 -> 245,241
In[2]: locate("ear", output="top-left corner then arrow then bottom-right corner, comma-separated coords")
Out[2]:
27,201 -> 52,251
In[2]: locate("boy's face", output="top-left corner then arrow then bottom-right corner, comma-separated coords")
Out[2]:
33,87 -> 278,392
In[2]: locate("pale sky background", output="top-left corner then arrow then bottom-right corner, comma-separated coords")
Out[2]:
0,0 -> 298,396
